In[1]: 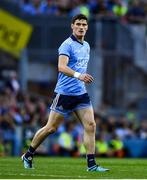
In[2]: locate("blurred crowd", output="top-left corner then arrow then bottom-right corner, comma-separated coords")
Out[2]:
7,0 -> 147,23
0,71 -> 147,157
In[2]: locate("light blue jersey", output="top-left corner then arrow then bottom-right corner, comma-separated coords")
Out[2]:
54,35 -> 90,96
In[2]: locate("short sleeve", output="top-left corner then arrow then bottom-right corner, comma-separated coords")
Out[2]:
58,42 -> 71,57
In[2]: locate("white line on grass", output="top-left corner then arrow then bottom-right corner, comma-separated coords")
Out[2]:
0,173 -> 87,178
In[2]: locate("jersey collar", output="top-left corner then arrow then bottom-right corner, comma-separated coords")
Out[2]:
70,34 -> 83,45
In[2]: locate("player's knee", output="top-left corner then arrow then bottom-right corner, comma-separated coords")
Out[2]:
87,121 -> 96,132
45,126 -> 57,134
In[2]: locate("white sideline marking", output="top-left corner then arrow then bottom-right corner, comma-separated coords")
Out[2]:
0,173 -> 87,178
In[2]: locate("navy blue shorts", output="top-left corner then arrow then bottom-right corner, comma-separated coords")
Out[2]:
50,93 -> 92,116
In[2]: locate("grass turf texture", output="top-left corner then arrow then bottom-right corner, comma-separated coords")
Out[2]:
0,157 -> 147,179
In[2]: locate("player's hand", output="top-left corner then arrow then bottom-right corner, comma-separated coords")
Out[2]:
79,73 -> 94,83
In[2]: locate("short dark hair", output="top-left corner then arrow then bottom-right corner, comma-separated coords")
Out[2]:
71,14 -> 88,24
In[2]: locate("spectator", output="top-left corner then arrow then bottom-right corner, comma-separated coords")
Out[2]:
70,0 -> 90,18
137,120 -> 147,139
89,0 -> 109,18
126,0 -> 146,24
0,137 -> 5,156
112,0 -> 128,18
40,0 -> 59,15
6,71 -> 20,95
109,133 -> 125,157
107,0 -> 117,12
20,0 -> 43,15
58,121 -> 77,156
96,133 -> 110,157
115,116 -> 135,139
56,0 -> 71,16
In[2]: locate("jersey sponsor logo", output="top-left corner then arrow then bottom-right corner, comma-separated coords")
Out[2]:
73,46 -> 90,68
75,58 -> 89,68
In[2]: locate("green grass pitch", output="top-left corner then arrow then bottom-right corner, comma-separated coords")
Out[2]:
0,157 -> 147,179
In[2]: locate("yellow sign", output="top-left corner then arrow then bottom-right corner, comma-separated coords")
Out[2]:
0,9 -> 33,57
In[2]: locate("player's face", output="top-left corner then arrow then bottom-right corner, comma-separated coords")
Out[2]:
71,19 -> 88,39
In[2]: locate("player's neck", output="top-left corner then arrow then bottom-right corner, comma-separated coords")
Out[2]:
73,34 -> 84,43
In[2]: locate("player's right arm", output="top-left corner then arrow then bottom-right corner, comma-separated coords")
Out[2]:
58,55 -> 94,84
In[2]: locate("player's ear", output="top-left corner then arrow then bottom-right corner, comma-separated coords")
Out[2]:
86,25 -> 88,31
71,23 -> 74,30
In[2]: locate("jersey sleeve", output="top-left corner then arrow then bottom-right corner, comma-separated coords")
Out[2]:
58,42 -> 71,57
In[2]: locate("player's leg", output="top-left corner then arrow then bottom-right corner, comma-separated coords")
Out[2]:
22,110 -> 64,168
74,107 -> 109,172
75,106 -> 96,154
31,111 -> 64,149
